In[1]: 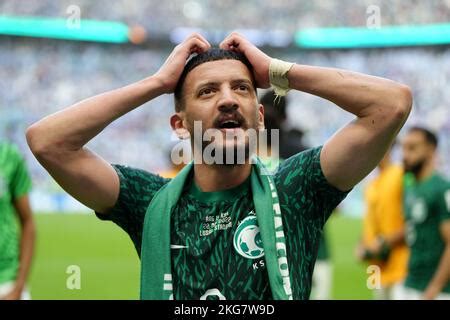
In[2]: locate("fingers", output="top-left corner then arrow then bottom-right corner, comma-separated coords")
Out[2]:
180,33 -> 211,54
173,32 -> 254,59
177,32 -> 250,55
189,32 -> 210,48
219,32 -> 247,52
190,37 -> 210,54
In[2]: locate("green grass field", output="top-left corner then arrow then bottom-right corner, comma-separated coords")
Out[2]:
29,213 -> 372,300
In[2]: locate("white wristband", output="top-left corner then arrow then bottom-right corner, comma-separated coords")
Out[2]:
269,58 -> 294,97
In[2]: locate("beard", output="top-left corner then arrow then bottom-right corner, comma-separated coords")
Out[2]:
197,128 -> 257,165
206,140 -> 252,165
189,111 -> 259,165
403,158 -> 426,176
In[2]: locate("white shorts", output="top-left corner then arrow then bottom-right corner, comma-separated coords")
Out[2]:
394,285 -> 450,300
373,282 -> 404,300
0,281 -> 31,300
311,260 -> 333,300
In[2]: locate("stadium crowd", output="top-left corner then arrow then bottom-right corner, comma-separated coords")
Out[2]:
1,0 -> 450,33
1,0 -> 450,210
1,37 -> 450,208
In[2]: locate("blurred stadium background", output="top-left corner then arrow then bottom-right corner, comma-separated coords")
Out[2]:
1,0 -> 449,299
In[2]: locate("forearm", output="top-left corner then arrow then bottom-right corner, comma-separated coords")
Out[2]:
424,245 -> 450,298
15,219 -> 35,290
285,64 -> 411,191
385,229 -> 406,248
27,75 -> 165,155
287,64 -> 411,119
24,34 -> 210,214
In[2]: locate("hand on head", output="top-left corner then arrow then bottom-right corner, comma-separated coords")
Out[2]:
156,32 -> 272,94
219,32 -> 272,89
154,33 -> 211,94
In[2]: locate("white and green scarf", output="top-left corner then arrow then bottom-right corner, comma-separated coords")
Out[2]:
139,157 -> 293,300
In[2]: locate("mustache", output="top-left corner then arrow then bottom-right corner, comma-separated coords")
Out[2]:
212,111 -> 247,129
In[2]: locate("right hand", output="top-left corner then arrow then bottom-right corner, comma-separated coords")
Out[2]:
154,33 -> 211,94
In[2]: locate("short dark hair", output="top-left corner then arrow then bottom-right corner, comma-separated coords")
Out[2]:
174,48 -> 256,112
409,126 -> 438,148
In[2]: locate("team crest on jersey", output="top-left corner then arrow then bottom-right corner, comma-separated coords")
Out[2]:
411,199 -> 427,223
233,214 -> 264,259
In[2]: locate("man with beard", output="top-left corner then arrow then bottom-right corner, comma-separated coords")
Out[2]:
399,127 -> 450,300
26,33 -> 412,300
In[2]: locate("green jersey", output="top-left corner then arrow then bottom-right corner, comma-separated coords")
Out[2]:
0,142 -> 32,284
97,146 -> 348,299
404,173 -> 450,293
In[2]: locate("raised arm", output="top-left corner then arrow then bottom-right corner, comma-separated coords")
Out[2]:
286,65 -> 412,191
26,33 -> 210,213
220,32 -> 412,191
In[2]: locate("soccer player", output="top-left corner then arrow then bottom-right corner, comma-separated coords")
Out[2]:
259,90 -> 308,160
399,127 -> 450,300
356,146 -> 409,300
26,33 -> 412,300
258,90 -> 307,173
0,141 -> 35,300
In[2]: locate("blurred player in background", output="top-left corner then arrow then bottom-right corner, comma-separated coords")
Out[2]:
258,90 -> 307,171
259,90 -> 307,158
356,146 -> 408,300
0,141 -> 35,300
399,127 -> 450,300
159,148 -> 186,179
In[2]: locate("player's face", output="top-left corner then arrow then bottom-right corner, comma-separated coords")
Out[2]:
402,131 -> 434,174
181,60 -> 264,163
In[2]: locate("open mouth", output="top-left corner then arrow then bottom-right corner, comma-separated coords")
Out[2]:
218,119 -> 242,129
214,113 -> 246,132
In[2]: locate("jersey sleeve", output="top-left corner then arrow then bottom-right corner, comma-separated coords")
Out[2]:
8,145 -> 32,200
275,146 -> 350,227
95,164 -> 170,256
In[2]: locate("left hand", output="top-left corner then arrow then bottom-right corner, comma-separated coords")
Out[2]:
219,32 -> 272,88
